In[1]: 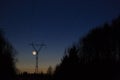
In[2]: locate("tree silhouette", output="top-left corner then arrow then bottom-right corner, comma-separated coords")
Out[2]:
53,16 -> 120,80
0,29 -> 17,80
53,45 -> 79,80
47,66 -> 53,75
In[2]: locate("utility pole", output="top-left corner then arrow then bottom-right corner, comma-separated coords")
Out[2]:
30,42 -> 46,73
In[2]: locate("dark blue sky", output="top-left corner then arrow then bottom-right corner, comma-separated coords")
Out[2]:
0,0 -> 120,73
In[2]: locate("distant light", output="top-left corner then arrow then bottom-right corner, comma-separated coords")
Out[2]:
32,51 -> 37,55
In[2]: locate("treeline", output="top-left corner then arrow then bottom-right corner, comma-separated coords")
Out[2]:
18,72 -> 52,80
1,16 -> 120,80
18,66 -> 53,80
53,16 -> 120,80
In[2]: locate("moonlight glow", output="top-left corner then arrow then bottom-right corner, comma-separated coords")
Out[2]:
32,51 -> 37,55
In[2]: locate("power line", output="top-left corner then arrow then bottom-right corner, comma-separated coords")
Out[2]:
30,42 -> 46,73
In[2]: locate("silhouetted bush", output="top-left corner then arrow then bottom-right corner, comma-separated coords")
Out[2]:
0,30 -> 17,80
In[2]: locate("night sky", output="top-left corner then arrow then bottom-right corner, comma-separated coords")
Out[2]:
0,0 -> 120,73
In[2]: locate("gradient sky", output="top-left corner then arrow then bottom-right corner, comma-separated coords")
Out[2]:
0,0 -> 120,73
